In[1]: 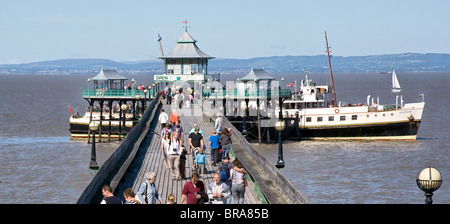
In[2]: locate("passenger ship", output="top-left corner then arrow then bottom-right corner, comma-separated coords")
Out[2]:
277,72 -> 424,140
275,32 -> 424,140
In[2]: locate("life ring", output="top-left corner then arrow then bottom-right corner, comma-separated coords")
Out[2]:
334,109 -> 340,114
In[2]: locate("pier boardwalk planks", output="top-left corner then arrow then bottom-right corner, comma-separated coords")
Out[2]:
80,97 -> 308,204
114,102 -> 263,204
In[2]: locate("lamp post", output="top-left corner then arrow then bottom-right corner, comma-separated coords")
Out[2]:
214,89 -> 218,109
241,103 -> 248,135
121,103 -> 128,139
89,121 -> 99,170
416,167 -> 442,204
152,83 -> 156,98
143,89 -> 148,110
275,120 -> 286,168
136,95 -> 142,116
275,85 -> 285,168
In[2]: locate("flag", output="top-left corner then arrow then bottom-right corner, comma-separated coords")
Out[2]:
182,20 -> 188,24
69,104 -> 74,116
157,33 -> 162,41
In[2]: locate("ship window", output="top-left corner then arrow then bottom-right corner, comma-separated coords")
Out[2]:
317,117 -> 323,122
328,116 -> 334,121
351,115 -> 357,120
340,116 -> 346,121
306,117 -> 312,122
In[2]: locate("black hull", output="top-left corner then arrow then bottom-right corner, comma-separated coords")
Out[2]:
231,117 -> 421,141
299,120 -> 421,140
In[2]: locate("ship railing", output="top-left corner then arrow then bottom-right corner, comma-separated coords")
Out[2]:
82,89 -> 148,98
202,88 -> 291,98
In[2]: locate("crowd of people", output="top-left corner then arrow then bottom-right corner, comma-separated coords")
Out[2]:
100,105 -> 249,204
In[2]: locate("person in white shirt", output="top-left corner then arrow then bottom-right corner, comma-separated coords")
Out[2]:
167,131 -> 182,181
158,109 -> 169,129
207,173 -> 230,204
215,114 -> 223,134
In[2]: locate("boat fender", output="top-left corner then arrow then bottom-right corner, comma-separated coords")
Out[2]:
335,109 -> 340,114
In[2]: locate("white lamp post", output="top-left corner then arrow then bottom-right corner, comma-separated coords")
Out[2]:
416,167 -> 442,204
275,120 -> 286,168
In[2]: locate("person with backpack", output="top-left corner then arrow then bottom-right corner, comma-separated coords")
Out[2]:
137,172 -> 163,204
218,156 -> 247,204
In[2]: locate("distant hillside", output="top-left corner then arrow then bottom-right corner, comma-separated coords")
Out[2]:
1,53 -> 450,75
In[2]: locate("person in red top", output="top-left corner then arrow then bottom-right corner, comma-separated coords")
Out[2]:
180,173 -> 205,204
170,109 -> 180,126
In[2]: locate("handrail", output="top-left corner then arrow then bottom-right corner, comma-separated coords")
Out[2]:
83,89 -> 148,97
202,88 -> 291,98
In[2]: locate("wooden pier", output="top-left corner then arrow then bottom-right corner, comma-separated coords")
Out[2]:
115,103 -> 264,204
77,96 -> 308,204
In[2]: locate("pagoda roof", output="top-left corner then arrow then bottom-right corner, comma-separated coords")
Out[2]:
159,32 -> 214,59
90,69 -> 127,81
240,68 -> 275,81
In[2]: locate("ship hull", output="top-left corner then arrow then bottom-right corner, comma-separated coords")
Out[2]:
69,117 -> 135,139
299,120 -> 421,140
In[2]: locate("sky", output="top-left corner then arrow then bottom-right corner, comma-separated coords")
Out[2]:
1,0 -> 449,64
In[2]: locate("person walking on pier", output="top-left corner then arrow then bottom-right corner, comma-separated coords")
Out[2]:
215,114 -> 223,134
230,159 -> 248,204
123,188 -> 140,204
170,109 -> 180,126
189,126 -> 204,168
166,87 -> 172,104
161,131 -> 171,169
180,173 -> 205,204
100,185 -> 122,204
220,127 -> 232,161
209,130 -> 221,166
189,123 -> 204,136
207,173 -> 231,204
194,147 -> 207,176
158,109 -> 169,129
168,131 -> 182,181
171,121 -> 184,141
137,172 -> 164,204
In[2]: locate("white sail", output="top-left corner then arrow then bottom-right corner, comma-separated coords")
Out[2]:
391,70 -> 401,93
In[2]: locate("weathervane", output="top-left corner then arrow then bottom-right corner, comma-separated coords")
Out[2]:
182,19 -> 190,32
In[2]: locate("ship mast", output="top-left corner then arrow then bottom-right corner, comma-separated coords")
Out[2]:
157,33 -> 166,69
325,31 -> 337,107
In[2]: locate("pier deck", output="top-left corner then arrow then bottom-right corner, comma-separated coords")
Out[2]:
115,102 -> 263,204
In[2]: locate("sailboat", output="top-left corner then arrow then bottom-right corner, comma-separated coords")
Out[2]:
391,70 -> 401,93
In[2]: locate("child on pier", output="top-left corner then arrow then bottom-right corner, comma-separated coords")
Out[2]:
195,147 -> 207,176
209,130 -> 221,166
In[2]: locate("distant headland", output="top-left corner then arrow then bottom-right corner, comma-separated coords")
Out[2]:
1,53 -> 450,75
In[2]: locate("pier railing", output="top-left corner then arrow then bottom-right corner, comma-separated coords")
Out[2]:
82,89 -> 149,98
202,103 -> 309,204
202,88 -> 291,98
77,93 -> 161,204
